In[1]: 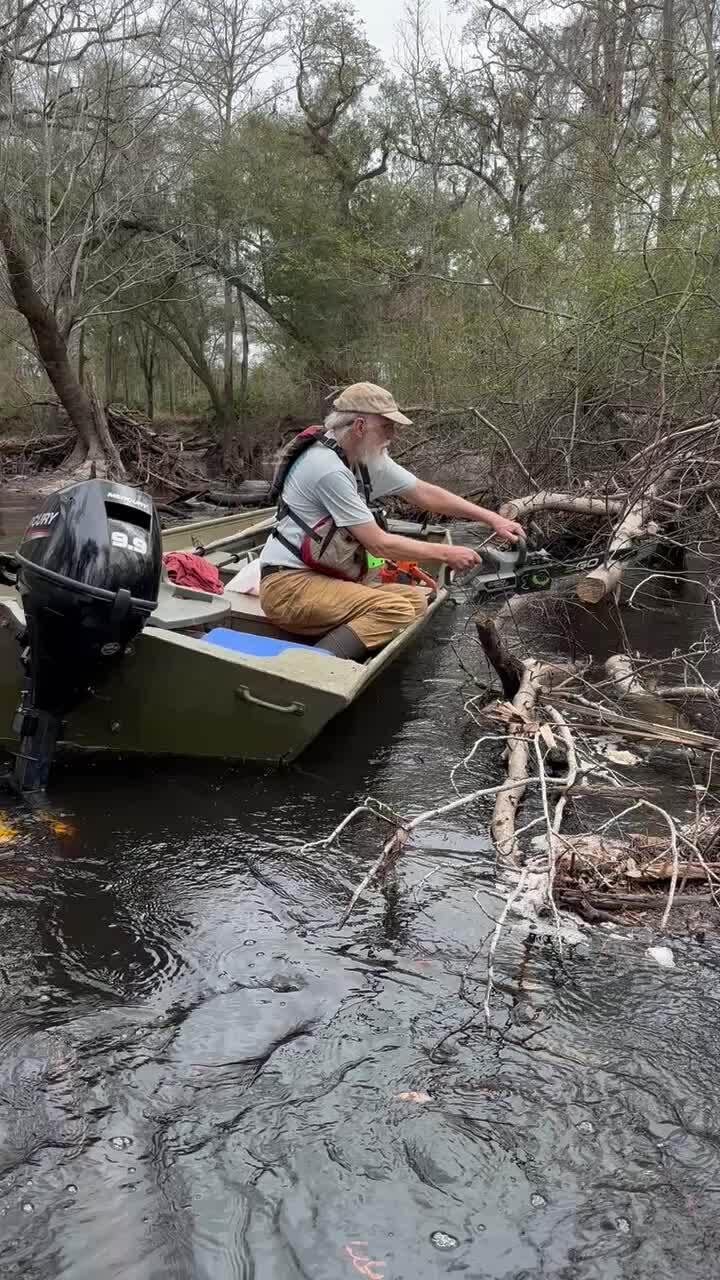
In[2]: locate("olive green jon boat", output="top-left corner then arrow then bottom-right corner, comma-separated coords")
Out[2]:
0,506 -> 451,766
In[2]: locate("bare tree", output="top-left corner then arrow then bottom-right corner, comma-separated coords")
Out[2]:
0,0 -> 177,473
167,0 -> 285,469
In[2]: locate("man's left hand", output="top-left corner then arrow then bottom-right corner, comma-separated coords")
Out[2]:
490,515 -> 525,543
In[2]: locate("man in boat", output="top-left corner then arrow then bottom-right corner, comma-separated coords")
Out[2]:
259,382 -> 524,660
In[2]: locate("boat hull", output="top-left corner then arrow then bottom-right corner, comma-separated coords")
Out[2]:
0,590 -> 447,764
0,505 -> 451,765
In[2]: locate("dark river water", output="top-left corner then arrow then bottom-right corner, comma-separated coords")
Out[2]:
1,491 -> 720,1279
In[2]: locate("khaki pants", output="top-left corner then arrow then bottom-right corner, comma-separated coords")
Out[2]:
259,570 -> 429,650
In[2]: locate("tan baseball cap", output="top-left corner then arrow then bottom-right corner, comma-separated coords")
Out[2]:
333,381 -> 412,426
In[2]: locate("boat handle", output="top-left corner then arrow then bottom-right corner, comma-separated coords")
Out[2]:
235,685 -> 305,716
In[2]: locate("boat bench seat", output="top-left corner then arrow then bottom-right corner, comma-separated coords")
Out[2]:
223,591 -> 267,623
148,585 -> 308,644
148,584 -> 231,631
203,628 -> 331,658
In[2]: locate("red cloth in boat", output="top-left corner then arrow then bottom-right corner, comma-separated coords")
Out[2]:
162,551 -> 224,595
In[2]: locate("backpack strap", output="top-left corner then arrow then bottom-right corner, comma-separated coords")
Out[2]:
269,425 -> 324,504
320,440 -> 374,510
357,461 -> 372,506
319,434 -> 350,467
269,435 -> 375,562
270,527 -> 308,561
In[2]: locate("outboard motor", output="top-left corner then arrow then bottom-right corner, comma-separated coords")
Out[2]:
9,479 -> 162,791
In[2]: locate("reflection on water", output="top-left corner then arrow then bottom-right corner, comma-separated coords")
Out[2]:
0,492 -> 37,550
0,505 -> 718,1276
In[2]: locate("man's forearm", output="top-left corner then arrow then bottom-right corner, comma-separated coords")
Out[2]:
412,482 -> 501,528
367,527 -> 455,564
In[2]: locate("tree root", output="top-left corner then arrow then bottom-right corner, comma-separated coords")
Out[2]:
1,405 -> 211,493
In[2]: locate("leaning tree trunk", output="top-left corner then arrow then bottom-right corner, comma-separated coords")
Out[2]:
105,323 -> 119,403
151,304 -> 237,474
143,363 -> 155,422
165,354 -> 175,416
0,201 -> 123,476
236,285 -> 249,447
657,0 -> 675,242
86,374 -> 125,477
221,274 -> 239,473
77,324 -> 87,388
132,323 -> 157,424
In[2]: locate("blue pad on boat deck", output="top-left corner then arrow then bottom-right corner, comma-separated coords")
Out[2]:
203,628 -> 331,658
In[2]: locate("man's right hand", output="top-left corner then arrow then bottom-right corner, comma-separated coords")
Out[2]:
444,545 -> 481,572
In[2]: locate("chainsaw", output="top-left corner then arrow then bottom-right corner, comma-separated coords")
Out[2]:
463,535 -> 658,604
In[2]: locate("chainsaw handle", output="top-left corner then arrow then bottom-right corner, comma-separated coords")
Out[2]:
475,536 -> 528,574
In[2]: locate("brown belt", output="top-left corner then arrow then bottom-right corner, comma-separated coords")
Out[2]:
260,564 -> 305,581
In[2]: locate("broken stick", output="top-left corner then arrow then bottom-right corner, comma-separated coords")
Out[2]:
473,612 -> 524,698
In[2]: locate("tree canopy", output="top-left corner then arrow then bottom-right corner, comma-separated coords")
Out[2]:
1,0 -> 718,472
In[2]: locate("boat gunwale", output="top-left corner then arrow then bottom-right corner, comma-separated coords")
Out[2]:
138,579 -> 449,698
163,506 -> 275,539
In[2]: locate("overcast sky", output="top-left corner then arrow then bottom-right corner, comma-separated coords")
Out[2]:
360,0 -> 415,61
356,0 -> 460,67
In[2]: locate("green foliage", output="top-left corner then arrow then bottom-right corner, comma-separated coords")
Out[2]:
3,0 -> 720,454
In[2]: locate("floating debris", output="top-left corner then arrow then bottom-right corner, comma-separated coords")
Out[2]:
430,1231 -> 459,1251
48,819 -> 77,837
32,809 -> 77,837
597,744 -> 641,767
646,946 -> 675,969
530,1193 -> 547,1207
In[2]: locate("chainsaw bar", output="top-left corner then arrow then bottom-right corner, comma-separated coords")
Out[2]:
469,540 -> 656,604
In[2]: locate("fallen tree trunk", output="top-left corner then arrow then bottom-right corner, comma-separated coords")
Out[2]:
576,484 -> 658,603
556,888 -> 712,910
491,659 -> 547,864
604,654 -> 645,697
603,654 -> 685,728
573,419 -> 705,606
0,432 -> 70,453
553,832 -> 666,873
655,684 -> 720,701
550,698 -> 720,750
500,491 -> 624,521
204,481 -> 271,507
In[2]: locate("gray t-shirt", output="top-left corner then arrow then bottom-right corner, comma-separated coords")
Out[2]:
260,440 -> 417,570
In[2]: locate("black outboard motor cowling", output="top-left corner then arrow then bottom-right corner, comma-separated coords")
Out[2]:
11,479 -> 161,790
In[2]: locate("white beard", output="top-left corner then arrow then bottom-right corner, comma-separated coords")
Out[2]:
357,443 -> 388,467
